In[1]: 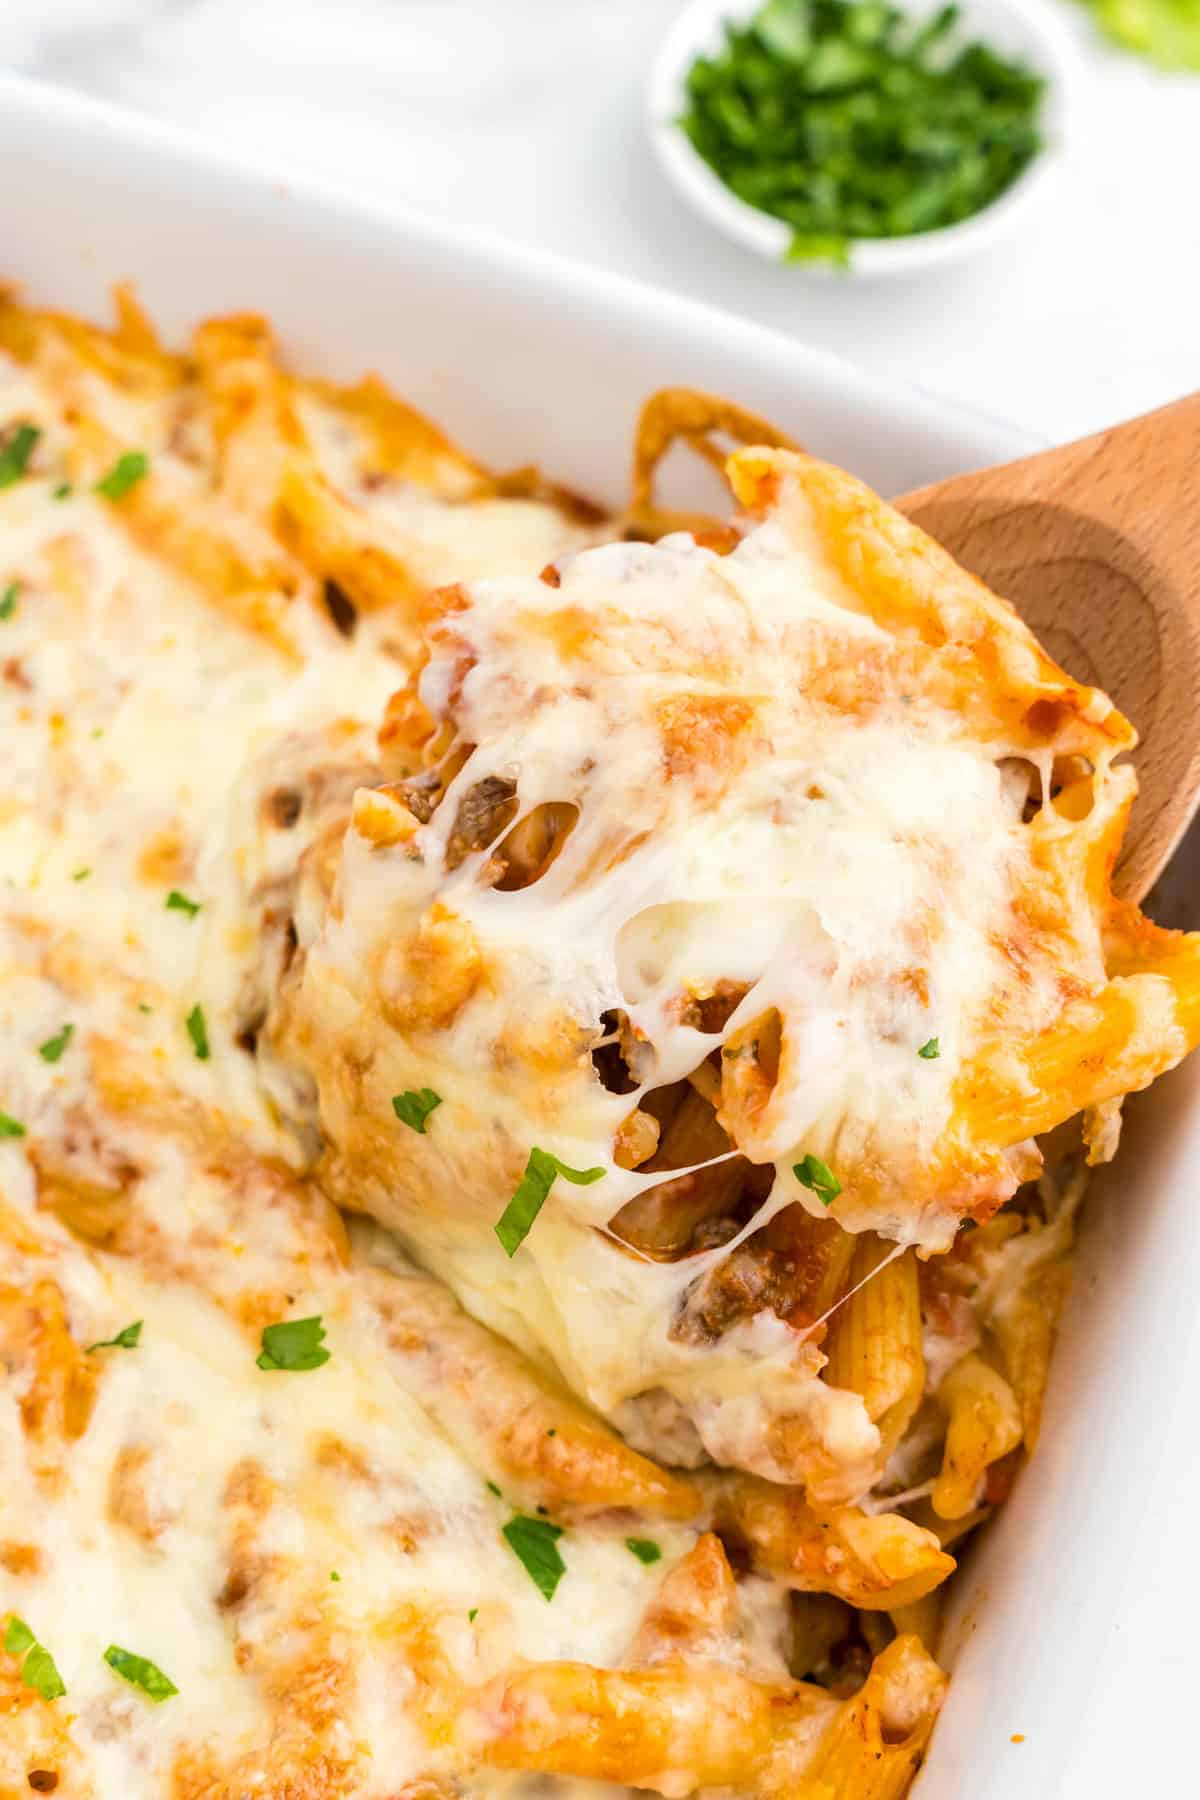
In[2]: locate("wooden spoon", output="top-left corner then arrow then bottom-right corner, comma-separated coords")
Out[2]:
898,393 -> 1200,904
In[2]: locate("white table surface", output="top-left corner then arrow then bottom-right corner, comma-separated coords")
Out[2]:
4,0 -> 1197,448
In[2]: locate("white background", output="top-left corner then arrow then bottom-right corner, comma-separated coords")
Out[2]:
2,0 -> 1197,445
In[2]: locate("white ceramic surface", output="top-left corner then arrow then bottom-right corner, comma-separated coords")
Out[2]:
0,71 -> 1037,500
1,71 -> 1197,1799
649,0 -> 1077,277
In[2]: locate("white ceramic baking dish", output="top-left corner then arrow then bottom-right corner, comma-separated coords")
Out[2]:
2,70 -> 1196,1800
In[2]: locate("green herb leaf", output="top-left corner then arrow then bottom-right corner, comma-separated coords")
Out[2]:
4,1618 -> 66,1702
0,1112 -> 25,1138
468,1607 -> 478,1622
185,1004 -> 209,1061
0,582 -> 18,620
94,452 -> 149,501
22,1645 -> 66,1702
787,233 -> 851,270
103,1644 -> 177,1702
391,1088 -> 443,1134
256,1315 -> 331,1372
166,889 -> 201,917
38,1024 -> 74,1064
88,1320 -> 142,1352
625,1537 -> 663,1565
793,1152 -> 841,1207
918,1037 -> 940,1059
502,1515 -> 567,1601
330,1570 -> 341,1582
486,1480 -> 502,1498
0,424 -> 40,489
72,867 -> 91,881
495,1148 -> 605,1257
52,481 -> 72,500
757,0 -> 812,59
4,1616 -> 35,1656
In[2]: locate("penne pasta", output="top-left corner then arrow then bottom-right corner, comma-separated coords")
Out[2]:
789,1635 -> 948,1800
471,1657 -> 834,1792
359,1261 -> 700,1520
470,1633 -> 945,1799
711,1474 -> 955,1611
932,1354 -> 1024,1520
0,1279 -> 99,1475
630,1532 -> 744,1664
274,458 -> 426,622
823,1241 -> 926,1457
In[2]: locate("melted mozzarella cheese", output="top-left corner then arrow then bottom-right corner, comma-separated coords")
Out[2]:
284,470 -> 1106,1490
0,1242 -> 697,1797
0,312 -> 1172,1800
0,347 -> 669,1799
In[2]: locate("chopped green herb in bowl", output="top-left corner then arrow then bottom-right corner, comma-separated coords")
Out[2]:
651,0 -> 1069,274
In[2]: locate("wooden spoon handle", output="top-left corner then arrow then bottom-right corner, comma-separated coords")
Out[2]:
899,393 -> 1200,903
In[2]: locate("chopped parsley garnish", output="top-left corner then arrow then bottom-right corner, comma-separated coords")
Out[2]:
468,1607 -> 478,1622
21,1647 -> 66,1702
5,1617 -> 66,1701
256,1315 -> 330,1372
72,868 -> 91,882
185,1004 -> 209,1061
495,1148 -> 606,1257
38,1024 -> 74,1064
137,1002 -> 153,1014
103,1644 -> 177,1702
165,889 -> 201,918
0,1112 -> 25,1138
486,1480 -> 502,1498
94,451 -> 149,501
0,424 -> 40,488
625,1537 -> 663,1565
678,0 -> 1045,265
391,1088 -> 443,1134
52,481 -> 72,500
502,1515 -> 567,1601
793,1152 -> 841,1207
4,1617 -> 34,1655
918,1036 -> 941,1059
0,582 -> 18,619
88,1320 -> 142,1352
330,1570 -> 341,1582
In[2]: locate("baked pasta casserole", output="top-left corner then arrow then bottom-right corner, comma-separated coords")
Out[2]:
0,291 -> 1196,1800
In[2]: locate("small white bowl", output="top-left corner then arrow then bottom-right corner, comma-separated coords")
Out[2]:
648,0 -> 1077,277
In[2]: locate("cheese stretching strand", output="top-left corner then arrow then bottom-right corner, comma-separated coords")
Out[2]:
275,442 -> 1200,1488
